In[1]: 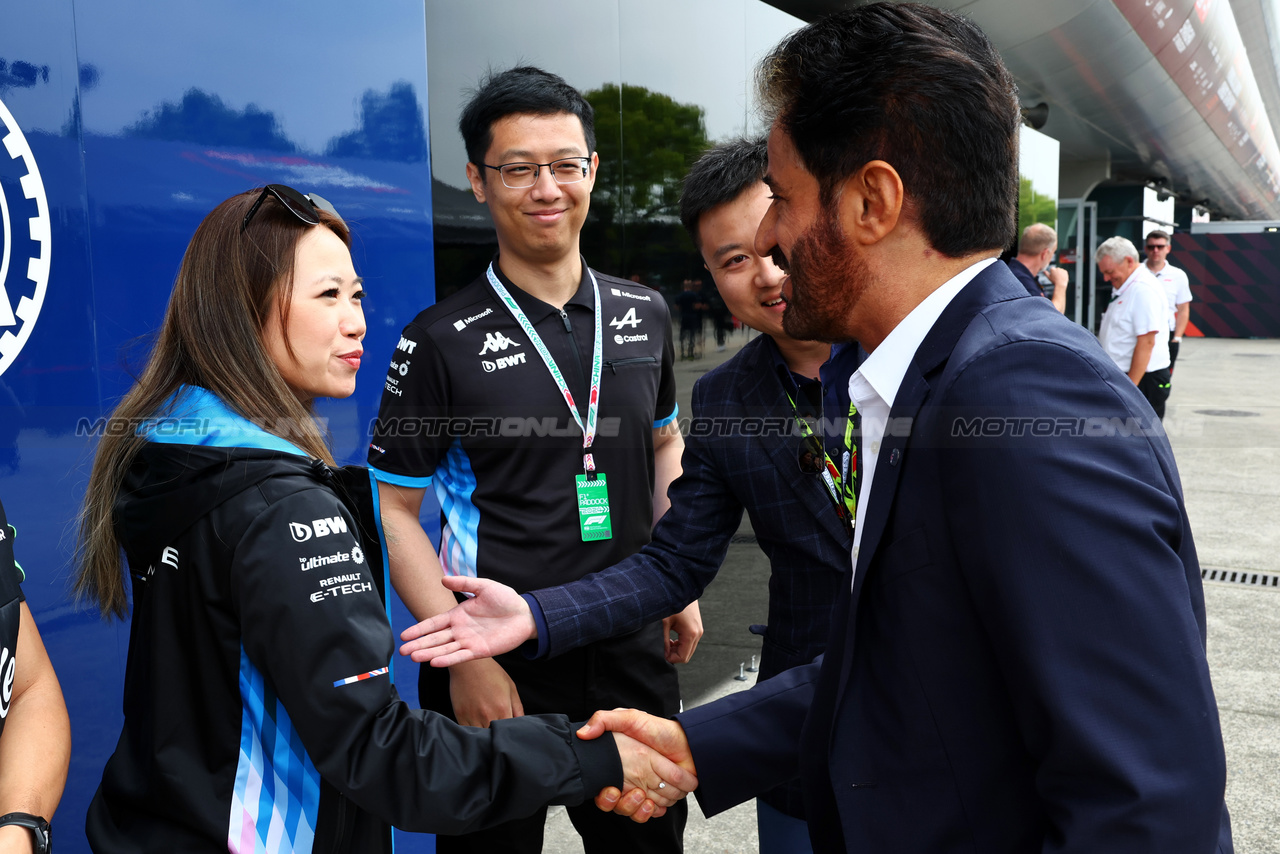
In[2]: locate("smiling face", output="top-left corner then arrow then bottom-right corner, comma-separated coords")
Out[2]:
698,182 -> 791,338
1097,254 -> 1138,290
262,226 -> 366,401
466,111 -> 598,268
755,124 -> 869,343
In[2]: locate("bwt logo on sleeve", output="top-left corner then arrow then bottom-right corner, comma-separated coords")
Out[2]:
289,516 -> 350,542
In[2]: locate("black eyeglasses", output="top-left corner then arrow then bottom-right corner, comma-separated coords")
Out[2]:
483,157 -> 591,189
1145,243 -> 1169,251
242,184 -> 343,232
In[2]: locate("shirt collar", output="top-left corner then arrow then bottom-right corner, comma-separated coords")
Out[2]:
853,257 -> 996,410
1113,263 -> 1149,297
490,253 -> 594,321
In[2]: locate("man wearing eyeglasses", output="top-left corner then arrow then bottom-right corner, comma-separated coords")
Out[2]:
368,66 -> 690,854
398,137 -> 860,854
1144,229 -> 1192,373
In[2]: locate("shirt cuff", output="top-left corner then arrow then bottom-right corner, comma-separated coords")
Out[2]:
653,404 -> 679,429
520,593 -> 550,659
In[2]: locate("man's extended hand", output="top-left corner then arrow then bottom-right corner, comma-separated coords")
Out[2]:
662,601 -> 703,664
399,575 -> 535,666
578,708 -> 697,820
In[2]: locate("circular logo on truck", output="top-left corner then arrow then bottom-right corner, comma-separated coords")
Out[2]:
0,94 -> 51,378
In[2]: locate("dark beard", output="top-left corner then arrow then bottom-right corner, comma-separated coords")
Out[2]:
781,207 -> 867,344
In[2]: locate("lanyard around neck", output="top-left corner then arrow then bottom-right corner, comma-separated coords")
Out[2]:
787,390 -> 859,524
485,262 -> 604,472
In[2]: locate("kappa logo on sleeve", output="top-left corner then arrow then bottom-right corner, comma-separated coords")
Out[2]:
289,516 -> 350,542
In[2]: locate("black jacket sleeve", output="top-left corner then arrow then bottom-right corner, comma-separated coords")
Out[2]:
229,483 -> 621,834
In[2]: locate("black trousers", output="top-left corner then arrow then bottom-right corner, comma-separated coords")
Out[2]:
1139,367 -> 1172,420
1169,338 -> 1181,372
420,620 -> 686,854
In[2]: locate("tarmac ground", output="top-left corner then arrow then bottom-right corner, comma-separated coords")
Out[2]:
545,328 -> 1280,853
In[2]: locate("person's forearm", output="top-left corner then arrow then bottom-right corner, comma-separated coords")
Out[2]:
1128,336 -> 1155,385
651,425 -> 684,526
0,606 -> 70,824
1174,303 -> 1190,339
380,487 -> 457,621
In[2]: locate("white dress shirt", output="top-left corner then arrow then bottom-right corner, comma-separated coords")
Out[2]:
847,257 -> 996,585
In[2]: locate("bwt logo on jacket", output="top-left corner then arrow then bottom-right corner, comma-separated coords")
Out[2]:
289,516 -> 350,542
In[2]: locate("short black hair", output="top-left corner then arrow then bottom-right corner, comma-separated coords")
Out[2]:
757,2 -> 1019,257
679,137 -> 768,250
459,66 -> 596,169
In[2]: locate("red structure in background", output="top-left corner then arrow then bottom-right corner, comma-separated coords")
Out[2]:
1173,231 -> 1280,337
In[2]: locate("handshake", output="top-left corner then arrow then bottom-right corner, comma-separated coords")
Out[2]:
577,709 -> 698,822
399,574 -> 699,822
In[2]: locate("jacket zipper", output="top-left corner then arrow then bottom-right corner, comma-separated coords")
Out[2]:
330,794 -> 352,852
559,308 -> 591,418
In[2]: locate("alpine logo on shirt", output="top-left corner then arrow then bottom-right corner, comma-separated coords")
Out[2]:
609,308 -> 641,329
479,332 -> 521,355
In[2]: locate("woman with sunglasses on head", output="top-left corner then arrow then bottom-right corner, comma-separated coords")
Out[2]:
75,187 -> 691,854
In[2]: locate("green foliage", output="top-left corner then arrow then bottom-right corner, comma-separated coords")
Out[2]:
585,83 -> 709,225
1019,176 -> 1057,233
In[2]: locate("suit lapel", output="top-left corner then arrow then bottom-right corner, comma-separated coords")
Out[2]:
829,261 -> 1025,706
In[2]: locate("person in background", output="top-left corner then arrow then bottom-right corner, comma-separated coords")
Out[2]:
1143,228 -> 1192,372
367,66 -> 693,853
0,499 -> 70,854
1007,222 -> 1068,313
1097,235 -> 1172,419
74,185 -> 689,854
400,136 -> 860,854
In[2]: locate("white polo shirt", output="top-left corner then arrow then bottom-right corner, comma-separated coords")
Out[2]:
1098,266 -> 1171,373
1147,261 -> 1192,333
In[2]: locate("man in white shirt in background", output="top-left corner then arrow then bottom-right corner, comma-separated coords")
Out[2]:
1096,235 -> 1172,419
1144,228 -> 1193,373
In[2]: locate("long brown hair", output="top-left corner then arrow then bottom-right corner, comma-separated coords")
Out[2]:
75,190 -> 351,618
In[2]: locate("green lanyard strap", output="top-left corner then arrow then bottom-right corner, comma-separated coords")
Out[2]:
486,263 -> 604,473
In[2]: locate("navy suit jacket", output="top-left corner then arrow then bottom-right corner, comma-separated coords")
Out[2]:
678,262 -> 1232,853
1007,257 -> 1045,298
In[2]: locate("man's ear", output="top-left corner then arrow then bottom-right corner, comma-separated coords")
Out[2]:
835,160 -> 903,246
466,162 -> 487,204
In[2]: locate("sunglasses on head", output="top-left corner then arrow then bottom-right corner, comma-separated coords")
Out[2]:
242,184 -> 343,233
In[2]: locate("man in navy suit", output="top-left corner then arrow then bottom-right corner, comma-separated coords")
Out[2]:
401,137 -> 860,850
569,4 -> 1232,851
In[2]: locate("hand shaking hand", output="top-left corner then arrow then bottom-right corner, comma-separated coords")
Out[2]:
399,575 -> 534,666
577,708 -> 698,823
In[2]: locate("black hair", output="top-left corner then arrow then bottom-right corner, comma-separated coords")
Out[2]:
459,65 -> 596,168
679,137 -> 769,249
757,2 -> 1019,257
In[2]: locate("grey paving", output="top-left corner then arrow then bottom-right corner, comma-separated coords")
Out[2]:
546,333 -> 1280,853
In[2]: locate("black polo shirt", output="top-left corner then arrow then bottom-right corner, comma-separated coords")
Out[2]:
369,260 -> 677,592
